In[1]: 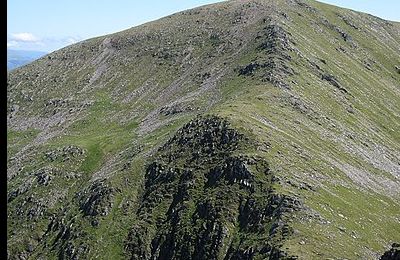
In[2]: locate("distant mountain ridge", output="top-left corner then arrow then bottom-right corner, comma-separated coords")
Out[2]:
7,49 -> 47,71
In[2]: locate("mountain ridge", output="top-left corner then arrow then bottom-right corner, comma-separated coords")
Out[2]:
7,0 -> 400,259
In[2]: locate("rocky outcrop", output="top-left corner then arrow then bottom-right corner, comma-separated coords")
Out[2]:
47,215 -> 90,260
44,145 -> 85,162
321,73 -> 348,94
77,180 -> 115,220
41,181 -> 115,259
380,243 -> 400,260
238,24 -> 294,89
125,116 -> 300,259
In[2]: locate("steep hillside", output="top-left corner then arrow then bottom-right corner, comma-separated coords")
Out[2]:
7,0 -> 400,259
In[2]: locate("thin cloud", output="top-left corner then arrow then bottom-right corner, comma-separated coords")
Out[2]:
11,32 -> 40,42
7,33 -> 44,49
7,34 -> 82,51
7,41 -> 19,47
66,38 -> 78,45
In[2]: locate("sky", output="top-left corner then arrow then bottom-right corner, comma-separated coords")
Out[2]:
7,0 -> 400,53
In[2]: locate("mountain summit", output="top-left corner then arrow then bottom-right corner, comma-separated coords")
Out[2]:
7,0 -> 400,259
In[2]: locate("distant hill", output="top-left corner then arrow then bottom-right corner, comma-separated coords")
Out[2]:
7,49 -> 47,71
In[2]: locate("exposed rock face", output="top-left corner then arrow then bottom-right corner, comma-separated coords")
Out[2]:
238,24 -> 294,89
78,180 -> 114,218
47,217 -> 90,260
42,181 -> 116,260
321,73 -> 348,93
125,116 -> 300,259
380,243 -> 400,260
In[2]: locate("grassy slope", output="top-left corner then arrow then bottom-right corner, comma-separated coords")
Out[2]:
282,1 -> 400,258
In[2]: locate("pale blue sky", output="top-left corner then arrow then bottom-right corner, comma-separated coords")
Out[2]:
7,0 -> 400,52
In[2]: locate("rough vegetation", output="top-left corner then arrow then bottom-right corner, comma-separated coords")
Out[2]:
125,116 -> 300,259
7,0 -> 400,259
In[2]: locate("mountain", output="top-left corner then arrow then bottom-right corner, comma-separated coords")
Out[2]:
7,49 -> 47,71
7,0 -> 400,259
